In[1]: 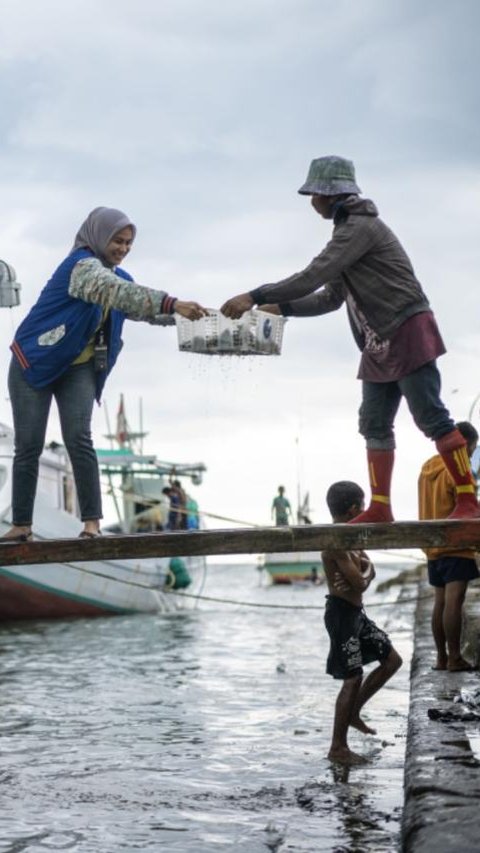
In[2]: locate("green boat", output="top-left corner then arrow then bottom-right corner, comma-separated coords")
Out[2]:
262,551 -> 323,585
262,488 -> 323,584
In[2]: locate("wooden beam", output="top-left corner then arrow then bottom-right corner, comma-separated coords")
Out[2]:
1,520 -> 480,566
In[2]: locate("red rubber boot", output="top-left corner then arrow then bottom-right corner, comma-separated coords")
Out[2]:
349,449 -> 395,524
436,430 -> 480,519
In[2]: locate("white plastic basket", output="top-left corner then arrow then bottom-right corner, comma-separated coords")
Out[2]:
175,309 -> 286,356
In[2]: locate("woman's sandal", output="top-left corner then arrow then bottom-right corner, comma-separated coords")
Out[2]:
0,531 -> 33,543
79,531 -> 102,539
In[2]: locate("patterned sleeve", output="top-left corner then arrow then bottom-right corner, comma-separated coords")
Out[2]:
69,257 -> 177,325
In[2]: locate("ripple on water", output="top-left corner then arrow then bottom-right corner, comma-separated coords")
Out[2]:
0,562 -> 415,852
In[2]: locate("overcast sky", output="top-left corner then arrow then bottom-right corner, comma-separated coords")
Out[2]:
1,0 -> 480,533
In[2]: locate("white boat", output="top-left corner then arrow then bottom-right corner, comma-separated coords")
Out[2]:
0,263 -> 207,619
0,414 -> 207,620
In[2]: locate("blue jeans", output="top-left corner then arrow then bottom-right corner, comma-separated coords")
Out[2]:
358,361 -> 455,450
8,357 -> 102,525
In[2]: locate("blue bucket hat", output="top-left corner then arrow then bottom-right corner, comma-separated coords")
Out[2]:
298,156 -> 361,196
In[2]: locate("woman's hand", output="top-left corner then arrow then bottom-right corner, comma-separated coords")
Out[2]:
174,300 -> 209,321
221,292 -> 254,319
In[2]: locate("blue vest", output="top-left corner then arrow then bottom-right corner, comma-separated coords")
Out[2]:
11,248 -> 131,401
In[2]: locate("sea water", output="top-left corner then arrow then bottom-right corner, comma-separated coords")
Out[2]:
0,560 -> 416,852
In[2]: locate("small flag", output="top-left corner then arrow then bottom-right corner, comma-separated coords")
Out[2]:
116,394 -> 129,446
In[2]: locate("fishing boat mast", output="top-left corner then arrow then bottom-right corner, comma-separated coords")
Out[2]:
97,395 -> 206,533
295,435 -> 312,525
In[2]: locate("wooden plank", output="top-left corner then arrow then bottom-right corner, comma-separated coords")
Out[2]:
1,520 -> 480,566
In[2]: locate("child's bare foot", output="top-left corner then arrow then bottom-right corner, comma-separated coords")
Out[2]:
327,746 -> 369,766
350,716 -> 377,735
432,657 -> 448,671
447,657 -> 478,672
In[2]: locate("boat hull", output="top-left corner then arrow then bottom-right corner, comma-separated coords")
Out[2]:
0,551 -> 181,620
0,571 -> 118,619
262,551 -> 323,585
0,420 -> 207,621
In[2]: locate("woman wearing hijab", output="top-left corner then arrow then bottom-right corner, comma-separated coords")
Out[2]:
2,206 -> 207,542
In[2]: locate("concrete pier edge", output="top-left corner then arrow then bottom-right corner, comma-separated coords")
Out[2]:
402,573 -> 480,852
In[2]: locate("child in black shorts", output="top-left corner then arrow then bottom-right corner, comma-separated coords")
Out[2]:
322,481 -> 402,765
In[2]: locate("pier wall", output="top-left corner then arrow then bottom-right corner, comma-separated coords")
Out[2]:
402,575 -> 480,852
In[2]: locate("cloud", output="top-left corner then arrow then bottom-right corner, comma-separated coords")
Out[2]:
1,0 -> 479,530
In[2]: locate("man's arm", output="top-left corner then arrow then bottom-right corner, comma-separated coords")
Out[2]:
271,498 -> 276,518
251,284 -> 345,320
221,217 -> 373,319
278,282 -> 345,318
249,219 -> 375,307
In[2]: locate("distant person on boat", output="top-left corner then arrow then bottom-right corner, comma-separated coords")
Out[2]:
1,207 -> 207,543
272,485 -> 292,526
185,495 -> 200,530
322,480 -> 402,766
170,478 -> 188,529
162,487 -> 182,531
221,156 -> 480,523
418,421 -> 480,672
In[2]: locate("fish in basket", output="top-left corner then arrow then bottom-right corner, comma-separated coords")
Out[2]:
175,309 -> 286,356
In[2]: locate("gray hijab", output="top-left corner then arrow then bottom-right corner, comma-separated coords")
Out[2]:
71,207 -> 137,266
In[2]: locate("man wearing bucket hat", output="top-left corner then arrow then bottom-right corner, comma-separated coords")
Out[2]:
221,155 -> 480,523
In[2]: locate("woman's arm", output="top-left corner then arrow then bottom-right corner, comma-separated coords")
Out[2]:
69,258 -> 206,323
247,219 -> 375,308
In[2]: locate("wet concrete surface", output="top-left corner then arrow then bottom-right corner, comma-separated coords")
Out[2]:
402,575 -> 480,852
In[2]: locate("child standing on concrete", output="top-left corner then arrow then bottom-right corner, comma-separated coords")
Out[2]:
322,481 -> 402,765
